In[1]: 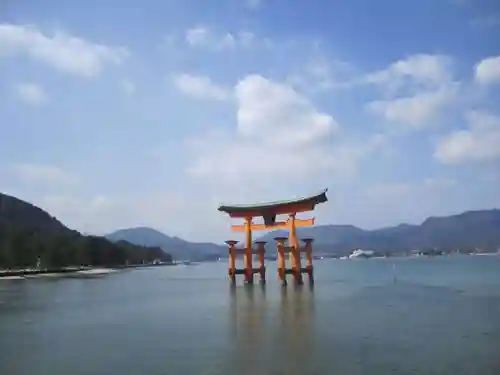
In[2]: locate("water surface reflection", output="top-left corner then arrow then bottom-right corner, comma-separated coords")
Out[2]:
227,284 -> 316,374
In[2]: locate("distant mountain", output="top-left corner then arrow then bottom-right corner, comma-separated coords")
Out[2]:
0,193 -> 172,269
106,227 -> 176,247
106,227 -> 226,261
258,209 -> 500,256
106,209 -> 500,261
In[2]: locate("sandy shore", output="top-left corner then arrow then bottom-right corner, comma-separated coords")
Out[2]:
0,268 -> 118,280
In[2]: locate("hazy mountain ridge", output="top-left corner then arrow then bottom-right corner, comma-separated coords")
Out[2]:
106,227 -> 226,261
107,208 -> 500,259
259,209 -> 500,255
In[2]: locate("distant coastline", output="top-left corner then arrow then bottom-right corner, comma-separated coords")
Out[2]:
0,261 -> 174,279
2,192 -> 500,271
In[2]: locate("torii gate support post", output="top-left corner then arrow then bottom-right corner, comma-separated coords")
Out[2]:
243,217 -> 253,284
288,213 -> 303,285
302,238 -> 314,284
226,240 -> 238,285
275,237 -> 287,286
255,241 -> 267,284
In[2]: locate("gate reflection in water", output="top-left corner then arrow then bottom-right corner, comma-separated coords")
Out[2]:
227,284 -> 315,375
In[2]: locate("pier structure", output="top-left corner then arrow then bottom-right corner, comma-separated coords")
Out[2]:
218,189 -> 328,286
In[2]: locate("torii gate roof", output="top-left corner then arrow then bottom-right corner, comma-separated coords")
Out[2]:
218,188 -> 328,218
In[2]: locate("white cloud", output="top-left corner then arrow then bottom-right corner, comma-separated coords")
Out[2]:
423,177 -> 456,190
287,56 -> 356,92
185,26 -> 256,49
470,15 -> 500,29
365,183 -> 412,198
235,74 -> 337,145
236,31 -> 256,47
305,58 -> 332,80
39,194 -> 132,235
43,194 -> 114,218
474,56 -> 500,85
9,163 -> 78,185
434,110 -> 500,164
364,54 -> 459,130
121,79 -> 136,95
245,0 -> 263,10
185,26 -> 208,46
38,191 -> 226,241
14,83 -> 48,106
366,54 -> 451,85
365,177 -> 456,198
0,23 -> 128,77
186,135 -> 364,185
172,73 -> 231,101
185,74 -> 383,187
366,86 -> 457,129
365,54 -> 453,94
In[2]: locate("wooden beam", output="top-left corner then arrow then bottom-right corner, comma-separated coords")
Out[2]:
231,217 -> 315,232
227,201 -> 316,218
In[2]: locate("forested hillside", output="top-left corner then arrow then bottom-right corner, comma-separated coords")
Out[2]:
0,193 -> 172,269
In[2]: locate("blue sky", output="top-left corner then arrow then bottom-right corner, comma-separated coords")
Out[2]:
1,0 -> 499,243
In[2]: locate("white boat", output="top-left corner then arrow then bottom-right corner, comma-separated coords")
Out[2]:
349,249 -> 375,259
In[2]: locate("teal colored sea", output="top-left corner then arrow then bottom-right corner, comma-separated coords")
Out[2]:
1,255 -> 499,375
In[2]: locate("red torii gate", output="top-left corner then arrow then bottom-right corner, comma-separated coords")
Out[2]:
218,189 -> 328,286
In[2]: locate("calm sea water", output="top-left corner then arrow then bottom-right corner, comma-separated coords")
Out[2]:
1,256 -> 500,375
